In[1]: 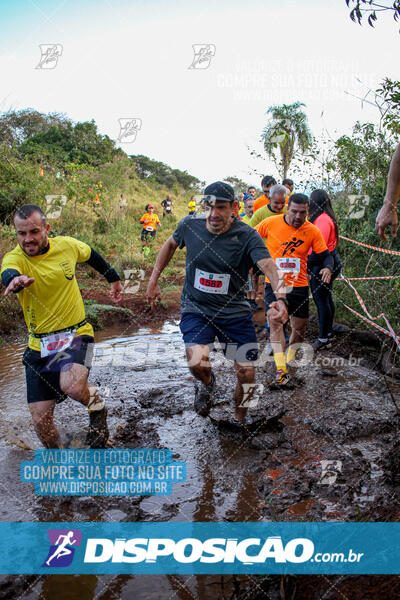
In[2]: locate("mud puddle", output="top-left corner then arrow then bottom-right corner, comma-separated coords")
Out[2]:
1,320 -> 400,598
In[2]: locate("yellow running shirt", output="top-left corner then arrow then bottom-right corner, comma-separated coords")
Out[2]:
1,236 -> 94,350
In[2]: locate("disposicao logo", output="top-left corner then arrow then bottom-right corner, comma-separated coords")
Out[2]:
42,529 -> 82,567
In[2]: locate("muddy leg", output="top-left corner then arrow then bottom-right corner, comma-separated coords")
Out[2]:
29,400 -> 62,448
234,362 -> 255,422
186,344 -> 212,384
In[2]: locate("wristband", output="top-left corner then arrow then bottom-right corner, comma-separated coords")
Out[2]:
277,297 -> 288,309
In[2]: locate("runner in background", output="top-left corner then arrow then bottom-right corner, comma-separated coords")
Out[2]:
242,195 -> 255,225
146,182 -> 287,425
253,176 -> 277,213
249,184 -> 287,228
250,184 -> 289,348
247,187 -> 257,198
188,196 -> 197,215
161,194 -> 173,217
282,178 -> 294,205
238,194 -> 246,218
376,142 -> 400,239
139,204 -> 161,252
256,194 -> 333,387
307,189 -> 342,351
0,204 -> 123,448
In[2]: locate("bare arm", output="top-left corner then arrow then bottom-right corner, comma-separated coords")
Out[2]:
146,236 -> 179,308
256,257 -> 288,323
376,143 -> 400,239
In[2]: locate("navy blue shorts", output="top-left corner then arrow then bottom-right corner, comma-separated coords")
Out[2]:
22,335 -> 94,404
179,312 -> 258,362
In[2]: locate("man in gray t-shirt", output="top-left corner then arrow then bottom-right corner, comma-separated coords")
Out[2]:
146,181 -> 288,425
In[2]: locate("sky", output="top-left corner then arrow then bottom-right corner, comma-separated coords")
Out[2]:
0,0 -> 399,186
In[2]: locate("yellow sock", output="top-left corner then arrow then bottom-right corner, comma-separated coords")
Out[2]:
274,352 -> 287,372
286,345 -> 297,363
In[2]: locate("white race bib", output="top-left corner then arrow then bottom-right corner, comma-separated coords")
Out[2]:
145,225 -> 155,231
40,329 -> 76,358
275,257 -> 301,274
194,269 -> 230,294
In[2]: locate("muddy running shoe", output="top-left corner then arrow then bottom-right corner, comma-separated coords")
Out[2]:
327,332 -> 336,342
268,369 -> 291,390
86,406 -> 109,448
312,339 -> 332,352
194,372 -> 216,417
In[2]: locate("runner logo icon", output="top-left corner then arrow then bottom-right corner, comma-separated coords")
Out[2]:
42,529 -> 82,567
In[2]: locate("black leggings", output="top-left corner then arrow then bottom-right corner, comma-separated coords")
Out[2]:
309,251 -> 342,339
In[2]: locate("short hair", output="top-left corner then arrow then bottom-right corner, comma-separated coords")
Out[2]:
288,193 -> 309,207
14,204 -> 46,224
247,186 -> 256,191
261,176 -> 277,188
282,178 -> 294,187
269,184 -> 288,198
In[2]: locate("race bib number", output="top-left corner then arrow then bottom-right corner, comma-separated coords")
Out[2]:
40,329 -> 76,358
145,225 -> 155,231
275,257 -> 301,273
194,269 -> 230,294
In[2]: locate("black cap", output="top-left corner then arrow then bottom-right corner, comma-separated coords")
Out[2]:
203,181 -> 235,203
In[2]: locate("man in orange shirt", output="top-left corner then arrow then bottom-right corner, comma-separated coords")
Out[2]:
139,204 -> 161,252
253,176 -> 277,213
255,193 -> 333,387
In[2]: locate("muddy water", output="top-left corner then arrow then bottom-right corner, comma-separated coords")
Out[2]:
1,322 -> 400,599
0,322 -> 267,600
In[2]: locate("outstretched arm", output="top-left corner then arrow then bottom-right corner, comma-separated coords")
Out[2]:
146,236 -> 179,309
376,143 -> 400,239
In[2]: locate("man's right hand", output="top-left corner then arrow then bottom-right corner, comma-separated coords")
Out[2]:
376,203 -> 398,240
146,280 -> 161,310
4,275 -> 34,296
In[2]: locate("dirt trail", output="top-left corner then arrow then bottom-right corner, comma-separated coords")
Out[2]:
0,316 -> 400,598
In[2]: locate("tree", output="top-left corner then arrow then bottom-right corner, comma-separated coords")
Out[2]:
346,0 -> 400,29
224,176 -> 252,195
261,102 -> 313,179
0,109 -> 70,146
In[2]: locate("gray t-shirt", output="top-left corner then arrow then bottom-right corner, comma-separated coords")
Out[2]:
172,216 -> 270,318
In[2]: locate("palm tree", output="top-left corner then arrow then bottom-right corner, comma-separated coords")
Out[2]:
261,102 -> 313,179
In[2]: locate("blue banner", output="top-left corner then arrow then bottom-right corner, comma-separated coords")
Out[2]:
0,522 -> 399,574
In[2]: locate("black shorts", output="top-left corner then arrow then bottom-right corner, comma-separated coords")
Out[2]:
141,229 -> 156,242
22,335 -> 94,404
264,284 -> 309,320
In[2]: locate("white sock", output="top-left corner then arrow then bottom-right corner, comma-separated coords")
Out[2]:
87,387 -> 105,412
318,338 -> 328,343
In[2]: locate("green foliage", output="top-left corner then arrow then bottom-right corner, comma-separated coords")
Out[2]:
19,120 -> 122,167
224,175 -> 253,195
131,155 -> 201,190
346,0 -> 400,29
0,109 -> 70,146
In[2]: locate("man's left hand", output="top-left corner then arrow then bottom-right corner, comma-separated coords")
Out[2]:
319,268 -> 332,284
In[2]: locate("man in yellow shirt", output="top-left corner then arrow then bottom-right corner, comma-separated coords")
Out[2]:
241,195 -> 255,225
188,196 -> 197,215
249,184 -> 287,227
1,204 -> 123,448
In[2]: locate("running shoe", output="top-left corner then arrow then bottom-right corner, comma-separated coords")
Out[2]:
194,372 -> 216,417
312,339 -> 332,352
269,369 -> 291,389
86,406 -> 109,448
